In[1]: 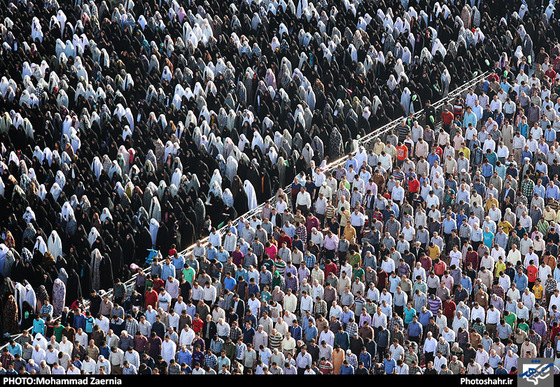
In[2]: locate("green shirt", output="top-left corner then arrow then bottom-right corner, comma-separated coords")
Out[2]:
261,291 -> 272,303
182,266 -> 196,284
348,253 -> 362,268
518,322 -> 529,332
53,324 -> 65,342
353,267 -> 365,281
505,312 -> 517,329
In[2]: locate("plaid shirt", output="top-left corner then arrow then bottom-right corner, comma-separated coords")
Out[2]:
304,254 -> 316,268
313,300 -> 328,317
345,322 -> 358,338
521,179 -> 535,198
545,278 -> 558,293
0,352 -> 14,369
229,326 -> 243,343
204,353 -> 218,370
125,318 -> 139,336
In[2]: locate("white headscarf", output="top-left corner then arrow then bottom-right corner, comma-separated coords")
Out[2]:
47,230 -> 63,261
244,180 -> 258,211
88,227 -> 100,246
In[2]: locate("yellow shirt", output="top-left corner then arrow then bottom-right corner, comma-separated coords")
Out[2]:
494,261 -> 506,278
533,284 -> 544,300
428,245 -> 441,260
498,220 -> 513,234
460,147 -> 470,160
344,224 -> 357,242
485,198 -> 499,213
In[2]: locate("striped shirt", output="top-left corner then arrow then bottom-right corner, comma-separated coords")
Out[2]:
325,205 -> 336,220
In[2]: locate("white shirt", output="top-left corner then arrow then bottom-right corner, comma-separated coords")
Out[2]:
486,308 -> 501,324
549,293 -> 560,312
350,211 -> 365,227
470,306 -> 485,323
449,250 -> 462,267
372,312 -> 387,329
423,337 -> 437,355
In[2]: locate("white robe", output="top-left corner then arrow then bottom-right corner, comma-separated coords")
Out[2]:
47,231 -> 63,261
149,219 -> 159,248
244,180 -> 258,211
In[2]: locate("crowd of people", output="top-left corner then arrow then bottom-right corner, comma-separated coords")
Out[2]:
1,0 -> 560,378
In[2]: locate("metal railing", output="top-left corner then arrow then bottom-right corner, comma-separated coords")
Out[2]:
0,70 -> 490,350
96,71 -> 492,300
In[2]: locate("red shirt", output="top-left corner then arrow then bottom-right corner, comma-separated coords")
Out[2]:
465,251 -> 479,270
488,73 -> 500,83
144,290 -> 158,309
441,111 -> 454,126
408,178 -> 420,193
419,255 -> 433,271
278,234 -> 292,248
443,299 -> 457,321
324,262 -> 338,278
192,317 -> 204,333
152,278 -> 165,292
306,216 -> 321,235
527,265 -> 538,282
434,261 -> 447,276
546,68 -> 557,80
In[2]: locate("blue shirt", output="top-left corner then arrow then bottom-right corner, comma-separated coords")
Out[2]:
177,349 -> 192,366
383,358 -> 397,374
290,325 -> 303,342
483,231 -> 495,248
172,255 -> 185,272
8,343 -> 22,357
514,273 -> 528,292
206,247 -> 218,261
534,184 -> 546,200
161,263 -> 176,279
335,331 -> 350,350
521,149 -> 532,161
216,250 -> 229,263
85,316 -> 95,333
304,325 -> 318,342
345,157 -> 358,172
460,276 -> 473,295
418,310 -> 433,327
72,313 -> 86,331
32,318 -> 46,335
407,321 -> 423,337
481,163 -> 493,177
359,352 -> 372,370
304,254 -> 316,268
486,152 -> 498,167
442,218 -> 457,234
547,185 -> 560,201
389,276 -> 401,294
463,112 -> 477,128
427,153 -> 440,168
224,277 -> 237,291
403,307 -> 417,324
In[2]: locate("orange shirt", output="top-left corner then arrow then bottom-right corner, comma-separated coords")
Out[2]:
397,144 -> 408,160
